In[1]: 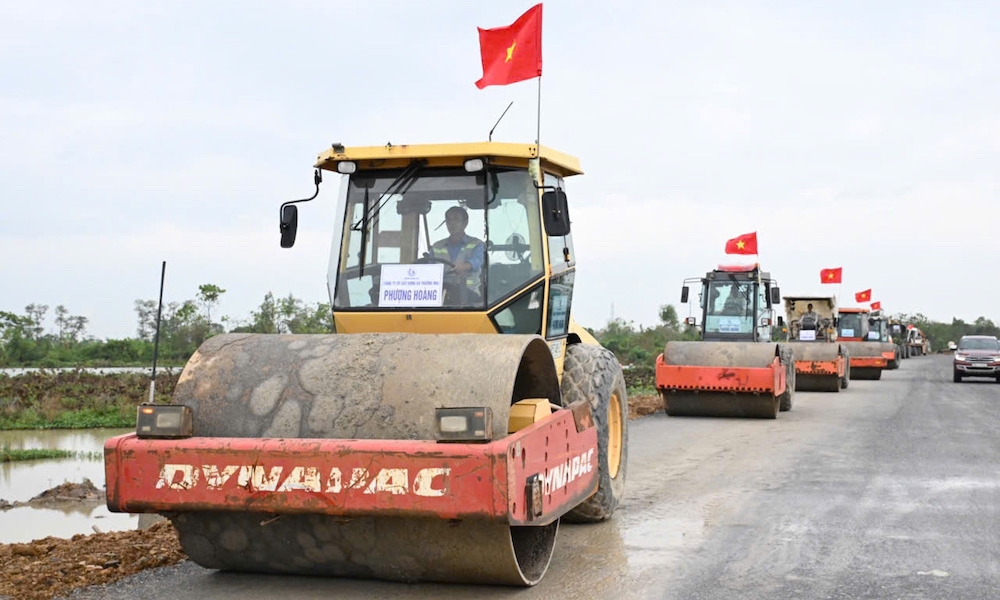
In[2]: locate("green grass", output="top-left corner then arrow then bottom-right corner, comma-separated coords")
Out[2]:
628,385 -> 658,397
0,370 -> 174,430
0,406 -> 134,430
0,446 -> 75,462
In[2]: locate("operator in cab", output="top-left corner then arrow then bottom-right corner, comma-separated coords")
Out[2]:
800,303 -> 820,328
431,206 -> 485,302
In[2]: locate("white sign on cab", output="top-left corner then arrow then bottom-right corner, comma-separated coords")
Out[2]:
378,264 -> 444,307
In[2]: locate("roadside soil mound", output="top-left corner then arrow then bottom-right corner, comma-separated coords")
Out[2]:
0,479 -> 104,511
0,520 -> 184,600
629,393 -> 663,419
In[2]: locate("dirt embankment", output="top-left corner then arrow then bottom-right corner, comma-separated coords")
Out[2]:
0,398 -> 664,600
0,479 -> 103,511
629,393 -> 663,419
0,521 -> 185,600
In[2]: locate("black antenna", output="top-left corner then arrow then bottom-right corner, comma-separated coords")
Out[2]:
489,101 -> 514,141
147,261 -> 166,404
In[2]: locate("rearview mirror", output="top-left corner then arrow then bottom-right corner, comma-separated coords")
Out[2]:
280,204 -> 298,248
680,286 -> 690,303
777,316 -> 785,327
770,287 -> 781,304
541,190 -> 571,237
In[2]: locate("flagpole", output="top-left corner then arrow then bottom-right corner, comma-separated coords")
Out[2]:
535,75 -> 542,147
750,232 -> 760,333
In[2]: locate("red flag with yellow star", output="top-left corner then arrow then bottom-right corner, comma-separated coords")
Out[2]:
724,232 -> 758,255
871,301 -> 882,310
820,267 -> 843,284
474,4 -> 543,89
855,289 -> 872,302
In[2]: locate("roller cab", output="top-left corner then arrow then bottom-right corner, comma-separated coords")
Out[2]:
656,264 -> 795,418
104,142 -> 629,587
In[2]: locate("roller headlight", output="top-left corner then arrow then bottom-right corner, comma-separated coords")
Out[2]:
136,405 -> 193,439
435,407 -> 492,442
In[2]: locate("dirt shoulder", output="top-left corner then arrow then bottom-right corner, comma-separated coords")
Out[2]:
0,521 -> 185,600
1,397 -> 663,600
0,480 -> 103,511
629,393 -> 663,419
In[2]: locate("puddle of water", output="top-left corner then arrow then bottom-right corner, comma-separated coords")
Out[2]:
0,428 -> 141,543
0,504 -> 139,544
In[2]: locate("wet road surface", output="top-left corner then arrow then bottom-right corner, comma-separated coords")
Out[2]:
64,355 -> 1000,599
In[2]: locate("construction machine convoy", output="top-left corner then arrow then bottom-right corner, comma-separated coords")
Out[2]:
836,307 -> 890,380
782,296 -> 850,392
104,141 -> 629,586
655,265 -> 795,418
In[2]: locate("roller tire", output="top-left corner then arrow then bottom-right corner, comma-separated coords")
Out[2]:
778,344 -> 795,412
560,343 -> 628,523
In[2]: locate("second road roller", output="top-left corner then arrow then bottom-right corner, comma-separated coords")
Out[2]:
656,264 -> 795,418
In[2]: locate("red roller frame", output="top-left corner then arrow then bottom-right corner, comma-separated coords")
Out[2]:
654,354 -> 786,396
794,357 -> 846,376
849,356 -> 888,368
105,401 -> 598,527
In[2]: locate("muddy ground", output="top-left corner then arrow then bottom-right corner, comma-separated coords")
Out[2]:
0,521 -> 186,600
0,394 -> 662,600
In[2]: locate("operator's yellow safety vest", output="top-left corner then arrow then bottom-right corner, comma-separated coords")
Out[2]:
432,237 -> 483,288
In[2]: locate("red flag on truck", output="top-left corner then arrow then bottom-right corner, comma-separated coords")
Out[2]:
855,289 -> 872,302
820,267 -> 842,284
724,232 -> 758,255
871,301 -> 882,310
474,4 -> 543,89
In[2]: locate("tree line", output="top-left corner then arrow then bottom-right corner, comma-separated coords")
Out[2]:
0,284 -> 333,367
1,285 -> 997,369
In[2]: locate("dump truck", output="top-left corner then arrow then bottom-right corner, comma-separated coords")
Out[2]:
836,307 -> 890,380
655,264 -> 795,418
103,141 -> 629,586
783,296 -> 850,391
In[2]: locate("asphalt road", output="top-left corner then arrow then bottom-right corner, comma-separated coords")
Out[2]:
64,354 -> 1000,599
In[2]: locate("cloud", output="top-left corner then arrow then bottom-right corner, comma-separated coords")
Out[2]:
2,0 -> 999,341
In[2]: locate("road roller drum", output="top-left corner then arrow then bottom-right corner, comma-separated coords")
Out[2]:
786,342 -> 849,392
840,341 -> 888,380
657,342 -> 794,419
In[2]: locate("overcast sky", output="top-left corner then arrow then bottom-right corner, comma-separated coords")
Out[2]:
2,1 -> 998,339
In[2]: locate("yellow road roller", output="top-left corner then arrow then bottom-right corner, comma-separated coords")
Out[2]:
782,296 -> 850,392
104,141 -> 628,586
